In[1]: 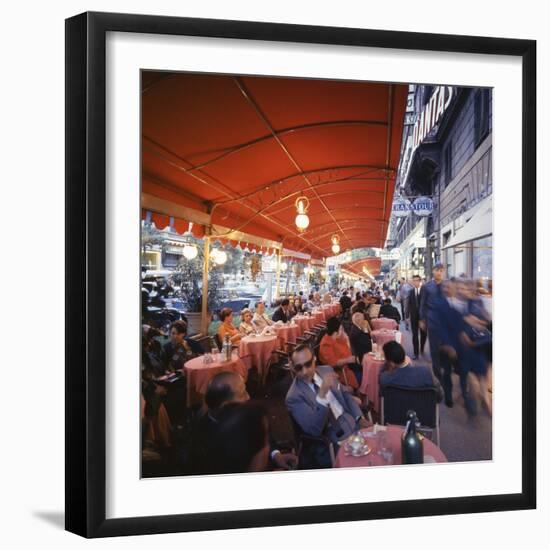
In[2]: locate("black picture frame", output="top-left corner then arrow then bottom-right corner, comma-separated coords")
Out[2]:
65,11 -> 536,538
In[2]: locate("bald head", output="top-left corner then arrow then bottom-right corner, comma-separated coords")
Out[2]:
205,371 -> 249,412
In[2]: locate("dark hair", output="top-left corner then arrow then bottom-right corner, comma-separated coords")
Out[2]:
308,294 -> 314,300
281,298 -> 290,307
353,301 -> 366,313
205,371 -> 241,411
355,292 -> 362,301
326,316 -> 341,335
208,402 -> 269,474
384,298 -> 392,305
254,301 -> 264,309
383,341 -> 406,365
290,343 -> 313,364
219,307 -> 233,322
412,274 -> 421,280
170,320 -> 188,335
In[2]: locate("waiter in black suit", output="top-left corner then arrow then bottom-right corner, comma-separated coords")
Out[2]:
408,274 -> 427,360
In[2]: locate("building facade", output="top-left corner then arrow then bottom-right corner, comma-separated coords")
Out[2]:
389,84 -> 492,288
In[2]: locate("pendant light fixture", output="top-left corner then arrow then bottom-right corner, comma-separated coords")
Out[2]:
294,196 -> 310,231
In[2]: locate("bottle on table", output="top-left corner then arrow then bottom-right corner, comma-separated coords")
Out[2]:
401,410 -> 424,464
223,334 -> 232,362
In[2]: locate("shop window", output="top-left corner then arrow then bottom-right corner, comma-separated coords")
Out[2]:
472,236 -> 492,288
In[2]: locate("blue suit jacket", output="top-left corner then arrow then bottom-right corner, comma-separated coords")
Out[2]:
285,365 -> 362,443
379,364 -> 443,401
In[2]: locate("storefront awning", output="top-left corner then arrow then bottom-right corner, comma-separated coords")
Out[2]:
340,256 -> 382,277
142,72 -> 408,259
442,196 -> 493,249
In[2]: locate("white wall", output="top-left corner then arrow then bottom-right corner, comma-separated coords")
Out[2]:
1,0 -> 547,547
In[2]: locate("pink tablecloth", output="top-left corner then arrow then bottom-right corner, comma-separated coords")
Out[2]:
239,335 -> 279,378
371,329 -> 400,348
292,315 -> 310,334
312,310 -> 325,324
272,324 -> 300,349
184,353 -> 248,408
371,318 -> 398,331
322,303 -> 340,320
359,353 -> 386,412
334,425 -> 447,468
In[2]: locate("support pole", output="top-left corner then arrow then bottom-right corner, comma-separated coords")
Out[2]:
275,248 -> 282,300
200,235 -> 210,335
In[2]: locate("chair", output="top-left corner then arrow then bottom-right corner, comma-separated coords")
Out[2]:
263,350 -> 293,393
188,333 -> 213,353
289,415 -> 335,469
213,333 -> 223,352
380,385 -> 440,446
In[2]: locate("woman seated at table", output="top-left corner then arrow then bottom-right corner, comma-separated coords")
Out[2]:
239,308 -> 256,336
322,291 -> 332,304
218,308 -> 242,345
319,317 -> 360,390
349,312 -> 372,363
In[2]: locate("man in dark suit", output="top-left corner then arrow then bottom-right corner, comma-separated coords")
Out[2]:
378,298 -> 401,324
286,344 -> 368,468
419,263 -> 446,380
379,341 -> 442,402
272,298 -> 291,323
407,275 -> 427,359
339,290 -> 352,313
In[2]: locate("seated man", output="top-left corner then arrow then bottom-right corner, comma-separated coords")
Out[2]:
379,341 -> 443,402
286,344 -> 368,468
252,301 -> 273,331
378,298 -> 402,324
193,371 -> 298,473
272,298 -> 291,323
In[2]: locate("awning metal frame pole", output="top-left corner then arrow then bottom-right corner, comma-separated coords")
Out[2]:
275,248 -> 282,300
201,234 -> 211,335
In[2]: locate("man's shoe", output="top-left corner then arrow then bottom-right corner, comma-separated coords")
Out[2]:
445,397 -> 454,408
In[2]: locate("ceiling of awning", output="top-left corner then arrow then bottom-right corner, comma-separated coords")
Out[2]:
142,72 -> 408,259
340,257 -> 382,277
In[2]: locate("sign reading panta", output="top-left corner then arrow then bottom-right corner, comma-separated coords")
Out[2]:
411,86 -> 454,152
392,196 -> 434,217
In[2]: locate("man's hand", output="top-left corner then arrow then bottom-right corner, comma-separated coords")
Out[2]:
319,372 -> 338,398
272,452 -> 298,470
358,417 -> 370,429
154,385 -> 167,396
419,320 -> 426,331
440,345 -> 457,360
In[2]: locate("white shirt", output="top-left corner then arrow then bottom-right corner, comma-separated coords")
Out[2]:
309,373 -> 344,420
252,312 -> 273,330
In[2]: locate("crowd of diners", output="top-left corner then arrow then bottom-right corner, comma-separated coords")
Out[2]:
141,268 -> 492,475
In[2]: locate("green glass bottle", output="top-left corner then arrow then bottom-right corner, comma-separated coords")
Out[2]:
401,410 -> 424,464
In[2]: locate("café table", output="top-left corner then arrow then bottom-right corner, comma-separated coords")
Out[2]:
293,315 -> 312,334
359,352 -> 386,413
334,425 -> 447,468
371,317 -> 398,331
184,352 -> 248,408
312,310 -> 325,324
239,334 -> 279,380
371,329 -> 401,348
272,323 -> 300,349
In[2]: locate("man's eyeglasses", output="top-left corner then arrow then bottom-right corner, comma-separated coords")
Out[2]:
293,358 -> 314,371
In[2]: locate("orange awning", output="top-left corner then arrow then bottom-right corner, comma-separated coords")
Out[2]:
142,72 -> 407,258
340,257 -> 382,277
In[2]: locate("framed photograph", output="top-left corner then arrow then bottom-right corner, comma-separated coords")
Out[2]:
66,11 -> 536,538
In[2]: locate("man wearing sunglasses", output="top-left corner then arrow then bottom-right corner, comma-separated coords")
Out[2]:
285,344 -> 368,468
